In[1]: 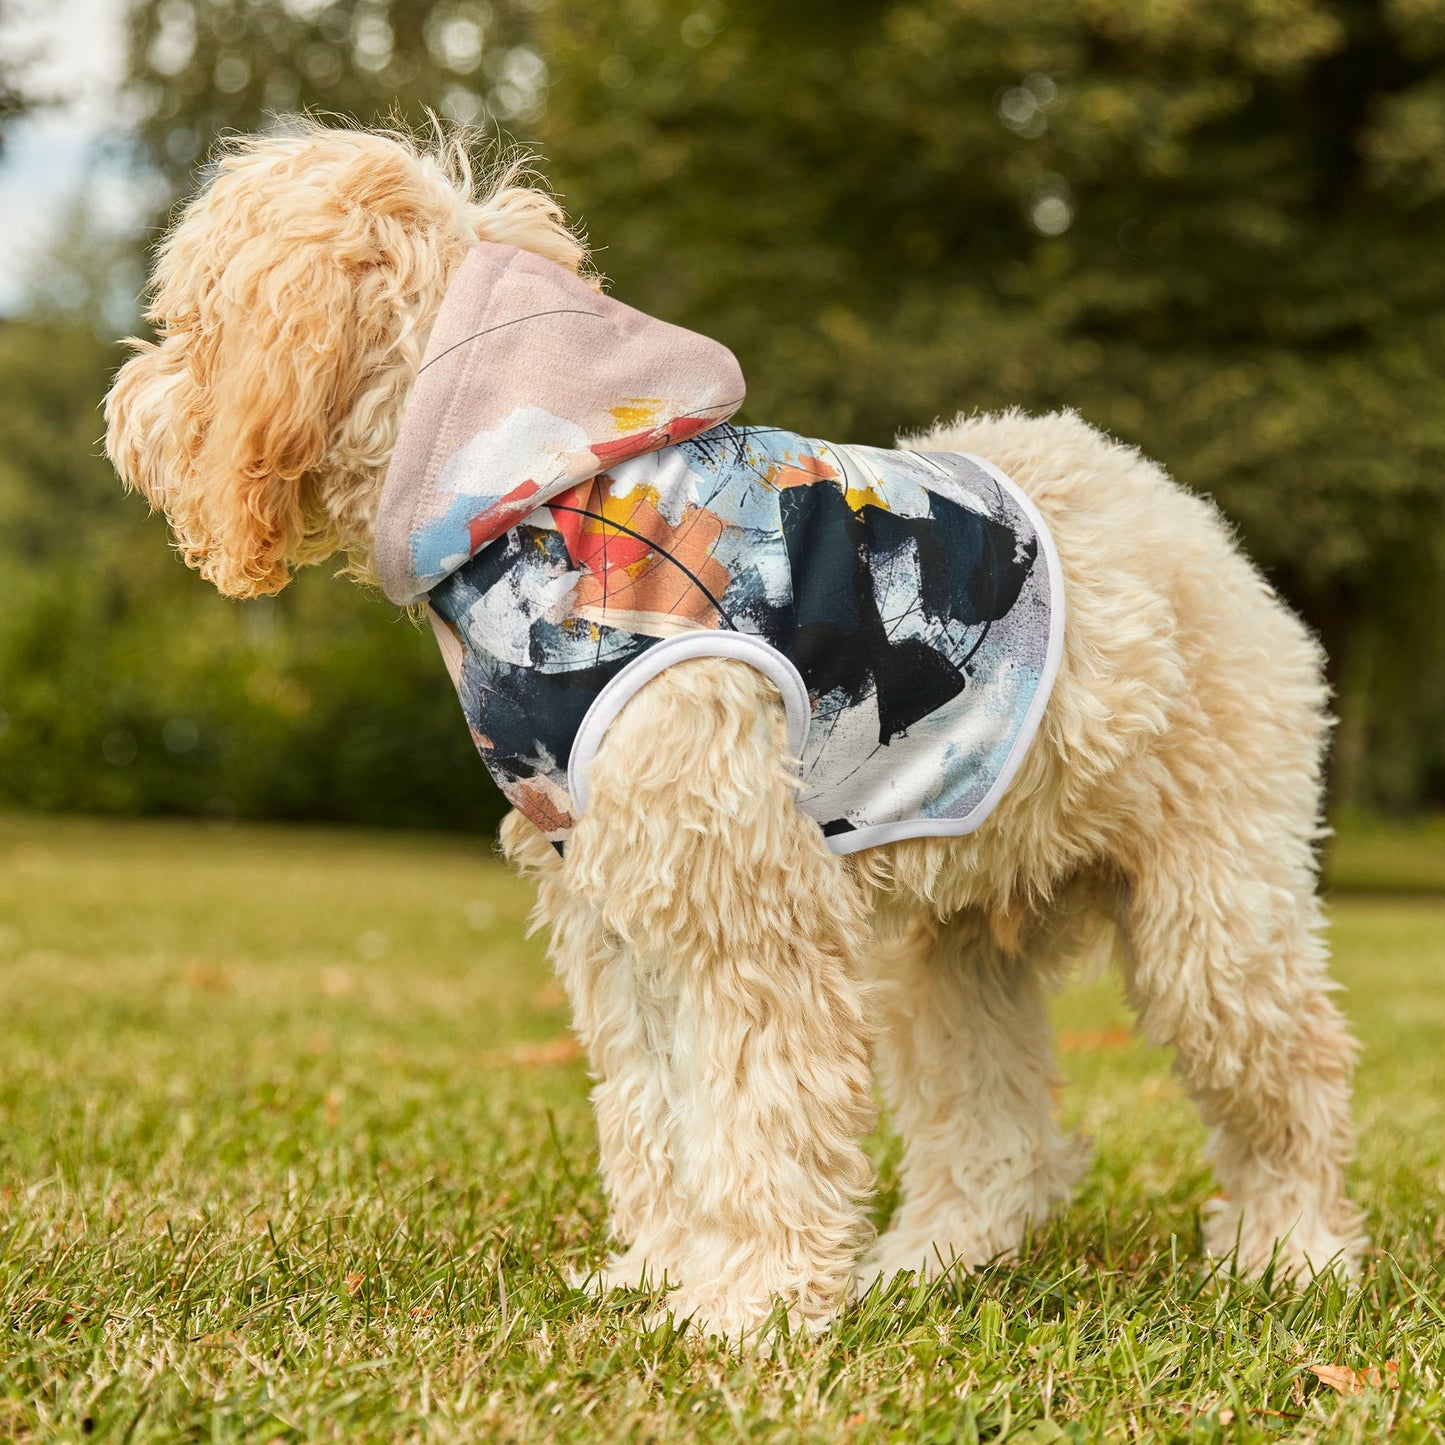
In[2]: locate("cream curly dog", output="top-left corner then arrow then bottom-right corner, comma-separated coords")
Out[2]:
105,124 -> 1364,1341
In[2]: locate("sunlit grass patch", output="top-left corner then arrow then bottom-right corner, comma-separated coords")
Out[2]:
2,813 -> 1443,1442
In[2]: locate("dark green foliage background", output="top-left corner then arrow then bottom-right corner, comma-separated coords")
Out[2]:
0,319 -> 494,832
2,0 -> 1443,827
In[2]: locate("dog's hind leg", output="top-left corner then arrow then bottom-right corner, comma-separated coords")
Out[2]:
565,657 -> 878,1342
859,908 -> 1089,1289
1119,825 -> 1365,1279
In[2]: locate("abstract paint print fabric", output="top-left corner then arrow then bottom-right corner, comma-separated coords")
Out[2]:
375,243 -> 746,607
377,244 -> 1063,854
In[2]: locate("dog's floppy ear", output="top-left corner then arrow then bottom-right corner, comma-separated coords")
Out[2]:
106,126 -> 592,599
106,243 -> 350,600
157,232 -> 364,597
181,241 -> 357,597
106,132 -> 424,600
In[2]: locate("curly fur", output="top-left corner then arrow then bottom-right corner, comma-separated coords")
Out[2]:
105,123 -> 1365,1344
105,120 -> 587,597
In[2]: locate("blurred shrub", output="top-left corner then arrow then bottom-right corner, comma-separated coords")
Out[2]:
3,0 -> 1442,823
0,317 -> 505,833
0,567 -> 502,831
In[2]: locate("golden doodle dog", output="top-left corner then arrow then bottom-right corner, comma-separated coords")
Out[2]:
106,123 -> 1364,1341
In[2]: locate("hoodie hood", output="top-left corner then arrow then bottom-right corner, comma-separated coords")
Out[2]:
374,243 -> 745,605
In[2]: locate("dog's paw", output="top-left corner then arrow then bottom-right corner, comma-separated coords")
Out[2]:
855,1233 -> 992,1296
860,1134 -> 1092,1295
570,1245 -> 675,1296
859,1204 -> 1044,1291
1202,1196 -> 1367,1283
645,1287 -> 836,1350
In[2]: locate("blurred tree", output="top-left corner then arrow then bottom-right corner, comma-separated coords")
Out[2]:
532,0 -> 1445,808
0,0 -> 565,831
17,0 -> 1437,823
0,317 -> 495,830
125,0 -> 546,190
0,0 -> 37,151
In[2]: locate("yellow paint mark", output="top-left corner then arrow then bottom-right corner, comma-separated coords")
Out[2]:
610,399 -> 662,432
593,486 -> 660,529
845,484 -> 888,512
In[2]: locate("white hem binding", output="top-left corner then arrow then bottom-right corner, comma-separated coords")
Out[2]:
567,632 -> 812,817
563,451 -> 1066,856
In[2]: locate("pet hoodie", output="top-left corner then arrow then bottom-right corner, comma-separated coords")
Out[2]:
375,243 -> 1064,854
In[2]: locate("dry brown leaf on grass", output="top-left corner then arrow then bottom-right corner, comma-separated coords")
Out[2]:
320,967 -> 353,997
1057,1027 -> 1133,1052
1309,1362 -> 1399,1395
534,980 -> 567,1009
499,1037 -> 584,1068
181,961 -> 229,992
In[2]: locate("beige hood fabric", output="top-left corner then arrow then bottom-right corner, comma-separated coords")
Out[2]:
374,243 -> 745,606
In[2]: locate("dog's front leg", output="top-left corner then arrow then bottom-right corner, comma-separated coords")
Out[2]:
566,658 -> 878,1343
503,811 -> 687,1291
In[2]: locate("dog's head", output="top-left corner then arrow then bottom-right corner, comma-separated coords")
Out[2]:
104,122 -> 587,598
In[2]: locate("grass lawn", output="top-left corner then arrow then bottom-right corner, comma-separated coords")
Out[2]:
2,812 -> 1443,1443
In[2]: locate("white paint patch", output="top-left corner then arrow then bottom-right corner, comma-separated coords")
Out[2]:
438,406 -> 592,498
462,564 -> 579,668
607,449 -> 702,526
